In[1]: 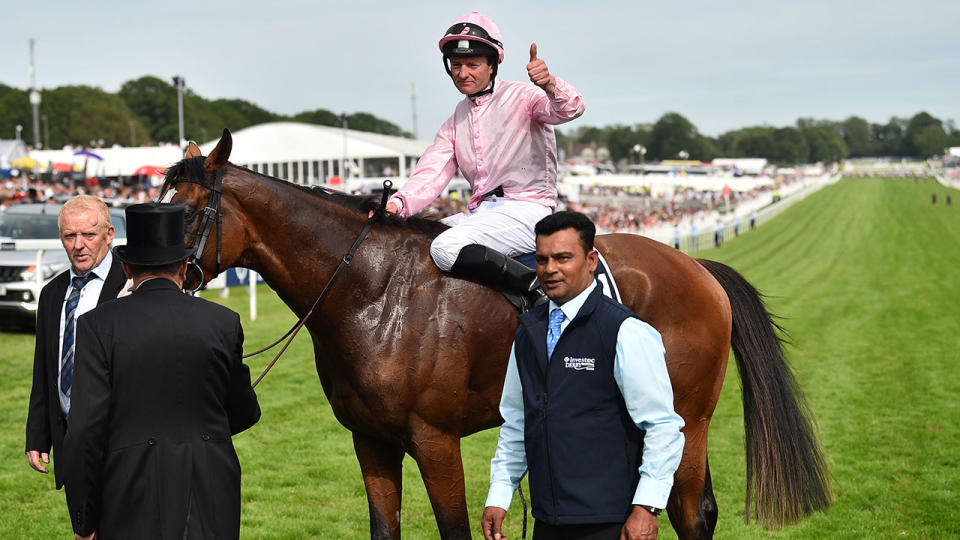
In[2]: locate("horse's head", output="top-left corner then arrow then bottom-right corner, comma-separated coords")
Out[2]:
160,128 -> 246,291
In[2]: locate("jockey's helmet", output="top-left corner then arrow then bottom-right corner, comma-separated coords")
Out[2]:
439,12 -> 504,79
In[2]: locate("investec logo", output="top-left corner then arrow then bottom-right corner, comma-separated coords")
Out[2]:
563,356 -> 595,371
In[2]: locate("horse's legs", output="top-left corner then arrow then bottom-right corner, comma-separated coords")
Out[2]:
408,423 -> 472,540
353,432 -> 406,540
666,423 -> 718,539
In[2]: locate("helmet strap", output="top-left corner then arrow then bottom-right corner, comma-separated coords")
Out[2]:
468,77 -> 495,98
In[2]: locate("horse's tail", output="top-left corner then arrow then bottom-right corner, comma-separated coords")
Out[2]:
698,258 -> 833,527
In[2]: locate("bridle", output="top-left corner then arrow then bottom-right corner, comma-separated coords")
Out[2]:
161,168 -> 225,294
159,166 -> 224,294
161,167 -> 393,386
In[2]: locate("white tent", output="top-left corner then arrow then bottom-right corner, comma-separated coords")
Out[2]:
1,140 -> 30,169
27,122 -> 433,189
30,145 -> 183,180
198,122 -> 431,189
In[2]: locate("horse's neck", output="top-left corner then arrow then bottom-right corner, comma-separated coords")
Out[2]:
232,176 -> 378,315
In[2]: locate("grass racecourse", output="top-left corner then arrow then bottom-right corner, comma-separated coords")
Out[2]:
1,176 -> 958,539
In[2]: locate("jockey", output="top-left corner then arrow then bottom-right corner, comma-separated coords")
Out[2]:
385,11 -> 585,304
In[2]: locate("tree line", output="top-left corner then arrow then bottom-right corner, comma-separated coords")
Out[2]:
557,111 -> 960,165
0,76 -> 411,150
2,76 -> 956,165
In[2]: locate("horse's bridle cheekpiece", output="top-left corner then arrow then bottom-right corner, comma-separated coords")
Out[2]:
159,163 -> 224,294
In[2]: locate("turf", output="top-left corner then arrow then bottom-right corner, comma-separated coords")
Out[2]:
0,177 -> 957,538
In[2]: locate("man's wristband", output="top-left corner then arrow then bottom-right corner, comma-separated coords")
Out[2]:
638,504 -> 662,516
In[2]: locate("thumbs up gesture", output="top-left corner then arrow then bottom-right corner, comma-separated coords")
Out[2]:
526,43 -> 556,95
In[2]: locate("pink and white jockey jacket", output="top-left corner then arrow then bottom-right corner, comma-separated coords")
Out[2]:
388,78 -> 585,217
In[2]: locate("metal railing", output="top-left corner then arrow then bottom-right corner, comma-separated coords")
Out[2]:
668,174 -> 842,254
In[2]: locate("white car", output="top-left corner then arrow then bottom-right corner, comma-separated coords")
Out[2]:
0,204 -> 126,328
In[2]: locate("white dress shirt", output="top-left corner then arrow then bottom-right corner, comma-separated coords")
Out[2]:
486,280 -> 685,511
57,250 -> 114,412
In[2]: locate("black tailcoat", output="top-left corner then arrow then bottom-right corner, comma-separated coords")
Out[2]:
65,278 -> 261,539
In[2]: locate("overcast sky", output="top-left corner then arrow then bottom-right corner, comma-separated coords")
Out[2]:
4,1 -> 958,141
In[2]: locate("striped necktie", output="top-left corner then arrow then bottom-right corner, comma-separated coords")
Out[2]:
546,308 -> 565,359
60,273 -> 97,411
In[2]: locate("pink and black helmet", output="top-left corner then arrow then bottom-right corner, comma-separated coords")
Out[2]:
439,12 -> 504,83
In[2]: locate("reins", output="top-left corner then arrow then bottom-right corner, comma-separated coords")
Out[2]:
247,180 -> 393,387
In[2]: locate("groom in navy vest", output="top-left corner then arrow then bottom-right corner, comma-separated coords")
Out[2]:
481,211 -> 685,540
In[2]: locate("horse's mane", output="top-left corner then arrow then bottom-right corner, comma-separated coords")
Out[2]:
164,157 -> 449,238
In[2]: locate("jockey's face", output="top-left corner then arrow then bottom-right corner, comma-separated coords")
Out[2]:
535,228 -> 598,305
449,56 -> 493,96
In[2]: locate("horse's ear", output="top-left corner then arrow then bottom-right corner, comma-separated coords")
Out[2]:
184,141 -> 202,159
204,128 -> 233,174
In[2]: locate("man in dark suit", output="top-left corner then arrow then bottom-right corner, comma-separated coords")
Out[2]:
25,195 -> 127,495
65,202 -> 261,540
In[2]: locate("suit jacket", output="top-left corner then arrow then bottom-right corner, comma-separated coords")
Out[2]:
64,278 -> 261,539
24,256 -> 126,489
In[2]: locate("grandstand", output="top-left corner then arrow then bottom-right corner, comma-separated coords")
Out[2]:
930,153 -> 960,190
842,158 -> 929,178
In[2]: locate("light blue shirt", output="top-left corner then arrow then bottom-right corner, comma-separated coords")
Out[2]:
485,280 -> 685,510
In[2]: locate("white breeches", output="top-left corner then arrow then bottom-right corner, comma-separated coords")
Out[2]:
430,198 -> 552,271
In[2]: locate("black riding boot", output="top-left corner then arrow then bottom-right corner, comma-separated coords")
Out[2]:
450,244 -> 544,308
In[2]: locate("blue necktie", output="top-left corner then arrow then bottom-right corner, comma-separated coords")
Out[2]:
546,308 -> 565,359
60,273 -> 96,409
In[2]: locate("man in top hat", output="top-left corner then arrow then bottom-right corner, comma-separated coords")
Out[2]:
64,202 -> 261,540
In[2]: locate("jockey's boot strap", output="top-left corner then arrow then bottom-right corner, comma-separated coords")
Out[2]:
451,244 -> 542,309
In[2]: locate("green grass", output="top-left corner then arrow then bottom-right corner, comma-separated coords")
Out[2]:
1,177 -> 958,538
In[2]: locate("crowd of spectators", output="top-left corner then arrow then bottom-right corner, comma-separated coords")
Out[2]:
3,169 -> 815,241
0,174 -> 158,210
418,182 -> 786,236
842,170 -> 930,179
569,187 -> 748,233
416,195 -> 469,220
357,179 -> 792,237
928,155 -> 960,186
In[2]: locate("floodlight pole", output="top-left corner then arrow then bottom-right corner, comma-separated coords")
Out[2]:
173,76 -> 185,148
410,81 -> 418,139
29,39 -> 41,149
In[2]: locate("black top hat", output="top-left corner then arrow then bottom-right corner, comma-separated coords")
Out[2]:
114,203 -> 197,266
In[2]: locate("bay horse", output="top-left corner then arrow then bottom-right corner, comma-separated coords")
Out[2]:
162,130 -> 831,539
